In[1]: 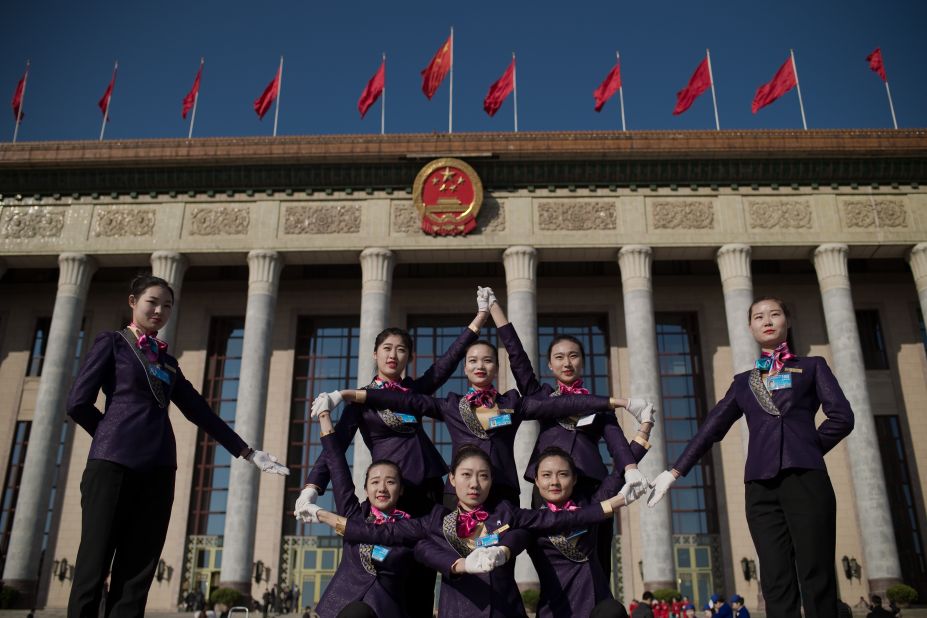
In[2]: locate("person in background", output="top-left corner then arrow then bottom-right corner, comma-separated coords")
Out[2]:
867,595 -> 894,618
632,592 -> 655,618
730,595 -> 749,618
702,603 -> 714,618
684,604 -> 696,618
711,594 -> 732,618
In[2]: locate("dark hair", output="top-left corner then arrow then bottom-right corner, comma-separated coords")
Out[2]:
450,444 -> 491,473
642,592 -> 654,601
374,327 -> 414,360
131,275 -> 174,302
364,459 -> 403,486
871,596 -> 882,606
748,296 -> 791,322
466,339 -> 498,361
547,334 -> 585,360
534,446 -> 577,478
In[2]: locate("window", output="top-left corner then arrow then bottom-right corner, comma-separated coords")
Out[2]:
26,317 -> 86,377
0,421 -> 31,571
284,318 -> 359,537
43,421 -> 70,550
186,317 -> 245,537
856,309 -> 890,370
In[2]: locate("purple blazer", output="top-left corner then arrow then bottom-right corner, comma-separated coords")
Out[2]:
673,356 -> 854,482
314,435 -> 413,618
497,324 -> 637,481
364,387 -> 616,497
66,330 -> 247,470
341,500 -> 609,618
306,326 -> 477,495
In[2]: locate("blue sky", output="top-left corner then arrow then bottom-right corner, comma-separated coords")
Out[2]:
4,0 -> 925,142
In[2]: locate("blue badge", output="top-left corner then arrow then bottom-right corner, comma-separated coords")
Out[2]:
565,529 -> 588,540
755,357 -> 773,371
149,364 -> 172,384
765,373 -> 792,391
488,414 -> 512,429
476,533 -> 499,547
395,413 -> 417,424
371,545 -> 390,562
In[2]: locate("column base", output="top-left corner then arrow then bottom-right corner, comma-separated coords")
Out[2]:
1,578 -> 37,609
216,580 -> 253,605
868,577 -> 902,600
643,580 -> 676,592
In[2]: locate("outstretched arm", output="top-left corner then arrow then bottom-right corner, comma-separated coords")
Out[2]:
410,304 -> 484,394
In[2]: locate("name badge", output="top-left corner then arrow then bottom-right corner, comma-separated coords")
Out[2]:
575,414 -> 596,427
488,414 -> 513,429
765,373 -> 792,391
395,413 -> 417,424
565,529 -> 588,540
476,533 -> 499,547
149,364 -> 172,384
370,545 -> 390,561
755,357 -> 773,371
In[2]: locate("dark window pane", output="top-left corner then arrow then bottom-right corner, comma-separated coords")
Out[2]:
855,310 -> 890,370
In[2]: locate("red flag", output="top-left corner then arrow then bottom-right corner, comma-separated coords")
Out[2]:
673,57 -> 711,115
98,65 -> 117,119
483,58 -> 515,117
867,48 -> 887,82
358,60 -> 385,118
421,35 -> 452,99
751,57 -> 796,114
11,71 -> 27,121
182,62 -> 203,119
593,63 -> 621,112
254,66 -> 280,120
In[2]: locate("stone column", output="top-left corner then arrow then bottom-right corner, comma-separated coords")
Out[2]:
908,244 -> 927,331
150,251 -> 189,347
2,253 -> 96,598
353,248 -> 395,492
503,246 -> 540,587
813,243 -> 901,596
618,245 -> 676,591
219,250 -> 283,595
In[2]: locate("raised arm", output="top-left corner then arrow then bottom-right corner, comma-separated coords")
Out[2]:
66,332 -> 113,436
305,403 -> 363,496
409,308 -> 485,394
600,414 -> 642,471
813,358 -> 855,453
320,432 -> 362,519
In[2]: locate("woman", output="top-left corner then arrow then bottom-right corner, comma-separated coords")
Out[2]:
309,445 -> 631,618
647,297 -> 854,618
66,275 -> 288,618
310,401 -> 417,617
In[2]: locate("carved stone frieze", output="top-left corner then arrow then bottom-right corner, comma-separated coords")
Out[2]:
391,199 -> 505,234
841,198 -> 907,228
746,199 -> 813,230
93,208 -> 155,237
537,201 -> 617,231
0,207 -> 66,239
479,198 -> 506,232
651,200 -> 715,230
283,203 -> 361,235
188,206 -> 250,236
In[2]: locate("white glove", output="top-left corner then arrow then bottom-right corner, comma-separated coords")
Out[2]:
625,398 -> 655,425
464,547 -> 496,573
484,286 -> 498,309
647,470 -> 677,507
248,449 -> 289,475
294,486 -> 320,522
484,546 -> 509,569
622,467 -> 648,494
296,502 -> 322,524
618,479 -> 648,506
311,391 -> 344,418
477,286 -> 491,313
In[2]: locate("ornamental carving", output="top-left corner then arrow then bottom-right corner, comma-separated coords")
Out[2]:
391,201 -> 419,233
651,200 -> 714,230
537,201 -> 617,231
189,206 -> 249,236
479,198 -> 506,232
0,207 -> 66,239
842,199 -> 907,228
93,208 -> 155,237
392,199 -> 504,234
283,204 -> 361,235
747,199 -> 813,230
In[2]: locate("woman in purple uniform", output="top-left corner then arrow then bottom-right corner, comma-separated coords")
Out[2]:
647,297 -> 855,618
65,275 -> 288,618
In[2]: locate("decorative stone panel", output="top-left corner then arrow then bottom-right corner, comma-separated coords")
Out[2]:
391,198 -> 505,234
651,200 -> 715,230
479,198 -> 506,232
188,206 -> 250,236
537,201 -> 617,231
746,199 -> 813,230
283,203 -> 361,235
93,208 -> 155,237
840,198 -> 908,229
0,207 -> 66,239
391,201 -> 419,234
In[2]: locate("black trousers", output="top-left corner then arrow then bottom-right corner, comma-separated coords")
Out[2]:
745,468 -> 837,618
397,478 -> 443,618
68,460 -> 175,618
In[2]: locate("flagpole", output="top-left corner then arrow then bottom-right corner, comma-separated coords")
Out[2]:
12,60 -> 29,144
272,56 -> 283,137
884,81 -> 898,129
381,53 -> 386,135
188,57 -> 203,139
100,61 -> 117,142
706,49 -> 720,131
448,27 -> 454,134
616,51 -> 626,131
790,49 -> 807,130
512,53 -> 518,133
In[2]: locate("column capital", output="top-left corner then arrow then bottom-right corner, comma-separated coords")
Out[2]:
150,251 -> 189,290
359,247 -> 395,294
618,245 -> 652,292
908,243 -> 927,292
813,243 -> 850,292
57,253 -> 97,297
247,250 -> 283,296
716,244 -> 753,292
503,246 -> 537,293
